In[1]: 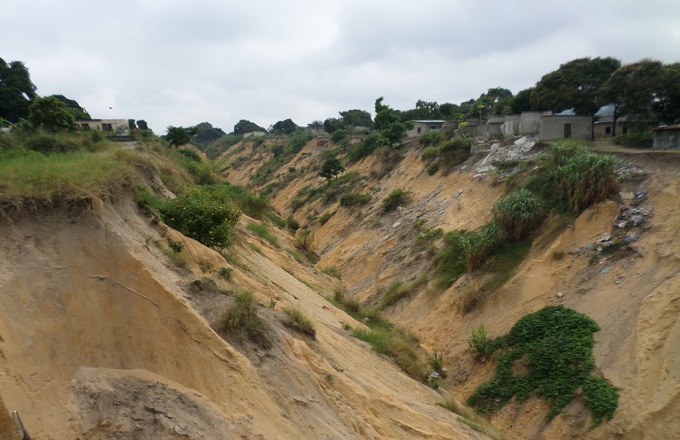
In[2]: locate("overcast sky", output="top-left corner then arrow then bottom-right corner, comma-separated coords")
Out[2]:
3,0 -> 679,133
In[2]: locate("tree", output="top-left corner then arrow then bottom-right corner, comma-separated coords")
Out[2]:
307,120 -> 323,129
192,122 -> 226,146
28,96 -> 76,132
510,88 -> 535,114
655,63 -> 680,124
136,120 -> 150,131
599,60 -> 670,131
233,119 -> 265,135
374,97 -> 411,146
319,156 -> 345,181
50,94 -> 90,120
271,118 -> 298,135
165,125 -> 198,147
532,57 -> 621,115
0,58 -> 38,122
477,88 -> 513,117
323,117 -> 344,134
339,109 -> 374,128
128,119 -> 137,130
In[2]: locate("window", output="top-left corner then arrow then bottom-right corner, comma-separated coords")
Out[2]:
605,126 -> 611,135
102,123 -> 113,132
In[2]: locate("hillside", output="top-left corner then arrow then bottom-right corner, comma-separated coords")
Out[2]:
1,132 -> 678,439
0,139 -> 488,439
220,135 -> 680,439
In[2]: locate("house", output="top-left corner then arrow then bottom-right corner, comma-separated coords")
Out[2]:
76,119 -> 129,134
243,131 -> 266,139
540,116 -> 593,141
652,125 -> 680,149
406,120 -> 447,138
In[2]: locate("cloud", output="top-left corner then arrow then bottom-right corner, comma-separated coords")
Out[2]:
3,0 -> 679,133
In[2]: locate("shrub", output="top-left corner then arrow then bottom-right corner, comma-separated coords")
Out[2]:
438,137 -> 471,169
331,129 -> 349,143
339,192 -> 371,207
346,133 -> 386,163
218,291 -> 268,345
283,307 -> 316,338
492,189 -> 545,242
286,215 -> 300,232
467,306 -> 619,425
161,186 -> 241,248
420,147 -> 439,162
614,130 -> 653,148
381,188 -> 409,212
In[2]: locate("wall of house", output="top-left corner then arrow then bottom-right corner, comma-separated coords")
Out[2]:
540,116 -> 593,141
653,128 -> 680,149
519,112 -> 542,134
76,119 -> 129,134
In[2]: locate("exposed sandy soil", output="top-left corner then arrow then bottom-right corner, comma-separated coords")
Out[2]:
0,191 -> 486,438
223,137 -> 680,439
2,136 -> 679,439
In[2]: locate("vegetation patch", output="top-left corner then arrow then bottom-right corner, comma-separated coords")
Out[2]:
246,222 -> 280,248
282,307 -> 316,338
381,188 -> 409,212
218,291 -> 270,347
467,306 -> 619,425
492,189 -> 544,242
161,186 -> 241,249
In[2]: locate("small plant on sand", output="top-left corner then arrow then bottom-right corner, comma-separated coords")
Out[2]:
283,307 -> 316,338
381,188 -> 409,212
218,291 -> 268,346
492,189 -> 544,242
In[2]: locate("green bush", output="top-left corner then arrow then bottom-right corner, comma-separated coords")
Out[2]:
339,192 -> 372,207
467,306 -> 619,425
438,137 -> 472,169
492,189 -> 544,242
346,133 -> 386,163
381,188 -> 409,212
614,130 -> 653,148
27,133 -> 80,154
420,147 -> 439,162
162,186 -> 241,248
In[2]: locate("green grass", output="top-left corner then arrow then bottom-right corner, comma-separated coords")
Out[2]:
0,149 -> 137,212
246,222 -> 280,248
282,307 -> 316,338
218,291 -> 269,347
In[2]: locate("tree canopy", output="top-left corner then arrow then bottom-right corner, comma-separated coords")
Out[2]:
165,125 -> 198,147
28,96 -> 76,132
233,119 -> 266,135
374,97 -> 412,145
271,118 -> 298,135
319,156 -> 345,181
191,122 -> 226,146
0,58 -> 38,122
531,57 -> 621,115
599,60 -> 678,122
50,94 -> 90,120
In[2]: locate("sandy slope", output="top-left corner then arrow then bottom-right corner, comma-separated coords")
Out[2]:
0,195 -> 485,439
231,137 -> 680,439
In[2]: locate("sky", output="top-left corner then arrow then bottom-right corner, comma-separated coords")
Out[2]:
3,0 -> 679,134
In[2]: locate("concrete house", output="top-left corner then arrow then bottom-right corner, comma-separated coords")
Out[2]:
652,125 -> 680,149
406,120 -> 447,138
540,115 -> 593,141
243,131 -> 266,138
76,119 -> 129,134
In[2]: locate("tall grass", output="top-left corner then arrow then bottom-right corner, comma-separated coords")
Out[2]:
0,149 -> 137,211
492,189 -> 544,242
